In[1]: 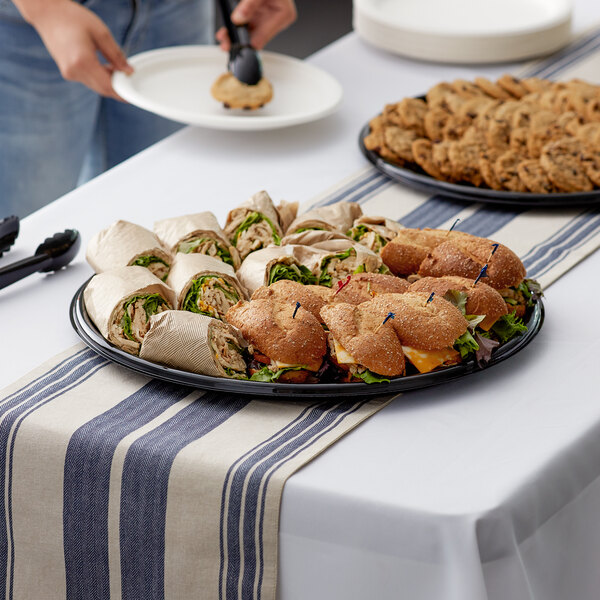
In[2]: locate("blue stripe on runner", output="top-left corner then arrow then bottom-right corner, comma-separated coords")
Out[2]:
222,400 -> 359,600
217,402 -> 322,600
522,211 -> 598,271
454,208 -> 522,238
254,400 -> 368,599
0,347 -> 90,408
119,392 -> 250,600
319,173 -> 388,208
524,28 -> 600,78
528,212 -> 600,279
63,379 -> 193,600
4,355 -> 108,600
223,401 -> 347,600
541,36 -> 600,80
398,195 -> 471,229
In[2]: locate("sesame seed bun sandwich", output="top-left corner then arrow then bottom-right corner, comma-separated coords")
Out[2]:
251,280 -> 329,323
380,228 -> 526,290
409,276 -> 507,331
368,292 -> 469,373
331,272 -> 410,305
380,228 -> 539,317
225,298 -> 327,383
320,302 -> 405,383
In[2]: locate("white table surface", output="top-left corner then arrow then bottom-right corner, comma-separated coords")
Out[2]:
2,2 -> 600,598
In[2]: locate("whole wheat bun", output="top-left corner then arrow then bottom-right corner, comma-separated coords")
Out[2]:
320,303 -> 405,377
331,272 -> 410,305
380,228 -> 526,289
225,298 -> 326,371
409,276 -> 507,330
251,280 -> 329,323
367,291 -> 468,350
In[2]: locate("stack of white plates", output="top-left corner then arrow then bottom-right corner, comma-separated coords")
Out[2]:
353,0 -> 573,64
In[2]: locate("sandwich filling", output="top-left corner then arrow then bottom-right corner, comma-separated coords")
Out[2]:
113,293 -> 171,354
177,236 -> 235,267
209,330 -> 247,378
182,275 -> 240,320
129,255 -> 170,281
346,224 -> 388,253
268,261 -> 317,286
231,211 -> 281,259
328,338 -> 391,383
498,279 -> 542,317
319,248 -> 376,287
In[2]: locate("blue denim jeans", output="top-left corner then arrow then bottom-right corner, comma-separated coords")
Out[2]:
0,0 -> 214,217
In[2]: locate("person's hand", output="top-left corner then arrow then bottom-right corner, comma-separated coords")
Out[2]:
216,0 -> 297,51
23,0 -> 133,99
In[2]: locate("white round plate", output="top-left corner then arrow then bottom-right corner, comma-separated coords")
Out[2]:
113,46 -> 343,131
353,0 -> 572,64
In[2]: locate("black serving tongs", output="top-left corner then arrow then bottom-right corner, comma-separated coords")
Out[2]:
217,0 -> 262,85
0,229 -> 80,290
0,216 -> 19,258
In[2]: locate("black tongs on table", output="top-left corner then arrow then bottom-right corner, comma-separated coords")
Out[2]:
0,228 -> 80,290
0,216 -> 19,258
217,0 -> 262,85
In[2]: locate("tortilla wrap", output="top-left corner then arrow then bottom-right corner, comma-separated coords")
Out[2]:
140,311 -> 248,378
154,211 -> 240,269
84,266 -> 176,355
86,220 -> 172,281
347,216 -> 405,253
285,201 -> 363,235
167,253 -> 247,319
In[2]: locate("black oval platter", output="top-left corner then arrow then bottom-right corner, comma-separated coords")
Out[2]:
70,279 -> 544,398
359,122 -> 600,208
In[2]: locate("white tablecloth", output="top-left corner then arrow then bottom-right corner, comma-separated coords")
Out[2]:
2,1 -> 600,598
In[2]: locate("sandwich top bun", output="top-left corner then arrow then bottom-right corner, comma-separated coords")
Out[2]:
251,280 -> 329,323
320,303 -> 405,377
409,276 -> 507,330
331,272 -> 410,305
225,298 -> 326,371
381,228 -> 526,290
368,292 -> 468,350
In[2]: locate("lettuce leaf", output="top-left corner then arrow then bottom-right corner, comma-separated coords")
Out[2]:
268,262 -> 317,285
454,330 -> 479,359
490,313 -> 528,343
347,224 -> 387,250
474,331 -> 500,365
250,366 -> 303,382
443,290 -> 467,314
295,227 -> 325,233
355,369 -> 390,384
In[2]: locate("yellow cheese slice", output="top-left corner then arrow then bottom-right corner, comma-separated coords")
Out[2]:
402,346 -> 461,374
333,340 -> 357,365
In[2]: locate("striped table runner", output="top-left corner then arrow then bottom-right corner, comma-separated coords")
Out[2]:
3,26 -> 600,600
0,348 -> 389,600
308,26 -> 600,290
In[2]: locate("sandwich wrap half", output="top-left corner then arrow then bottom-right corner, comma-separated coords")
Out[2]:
285,201 -> 363,235
139,311 -> 248,378
84,266 -> 175,355
166,253 -> 247,320
224,190 -> 284,260
154,211 -> 240,269
312,240 -> 383,287
346,215 -> 404,253
235,245 -> 323,296
280,229 -> 352,247
86,220 -> 172,281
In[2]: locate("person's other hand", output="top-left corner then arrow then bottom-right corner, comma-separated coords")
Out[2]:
25,0 -> 133,99
216,0 -> 297,51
